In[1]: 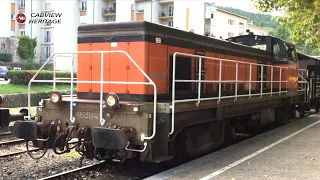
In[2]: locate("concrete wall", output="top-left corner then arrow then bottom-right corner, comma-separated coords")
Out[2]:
0,37 -> 22,63
248,24 -> 269,36
213,9 -> 249,39
52,0 -> 79,72
0,1 -> 12,37
116,0 -> 134,22
25,0 -> 42,63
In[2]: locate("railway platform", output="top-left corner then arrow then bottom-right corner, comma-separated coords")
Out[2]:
145,113 -> 320,180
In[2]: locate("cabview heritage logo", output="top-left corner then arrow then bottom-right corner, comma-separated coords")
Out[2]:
16,12 -> 63,24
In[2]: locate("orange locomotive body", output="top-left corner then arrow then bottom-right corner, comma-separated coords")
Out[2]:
8,21 -> 306,163
77,22 -> 298,101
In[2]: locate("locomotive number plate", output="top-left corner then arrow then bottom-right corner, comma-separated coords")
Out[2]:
75,111 -> 100,120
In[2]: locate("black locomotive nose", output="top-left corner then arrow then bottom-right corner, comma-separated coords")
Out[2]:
92,127 -> 129,150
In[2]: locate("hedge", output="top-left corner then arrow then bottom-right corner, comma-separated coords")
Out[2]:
0,53 -> 13,62
8,70 -> 77,85
0,91 -> 73,108
0,61 -> 53,70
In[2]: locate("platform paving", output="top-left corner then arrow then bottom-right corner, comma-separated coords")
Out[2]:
145,113 -> 320,180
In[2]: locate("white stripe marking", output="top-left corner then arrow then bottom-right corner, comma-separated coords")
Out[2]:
199,120 -> 320,180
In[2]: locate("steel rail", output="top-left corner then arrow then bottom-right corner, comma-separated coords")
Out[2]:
0,139 -> 24,146
38,160 -> 106,180
0,148 -> 39,158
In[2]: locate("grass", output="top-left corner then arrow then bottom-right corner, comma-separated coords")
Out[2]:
0,84 -> 75,94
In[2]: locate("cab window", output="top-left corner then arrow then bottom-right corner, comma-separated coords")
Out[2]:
273,41 -> 285,60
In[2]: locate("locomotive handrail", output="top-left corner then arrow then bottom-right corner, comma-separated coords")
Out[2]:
170,52 -> 289,136
53,55 -> 76,90
26,51 -> 157,145
298,69 -> 310,103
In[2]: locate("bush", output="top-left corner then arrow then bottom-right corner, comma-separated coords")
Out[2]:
17,36 -> 37,61
0,61 -> 53,70
0,53 -> 13,62
23,61 -> 36,70
8,70 -> 77,85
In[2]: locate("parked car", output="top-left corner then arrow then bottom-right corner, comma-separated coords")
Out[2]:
0,66 -> 9,81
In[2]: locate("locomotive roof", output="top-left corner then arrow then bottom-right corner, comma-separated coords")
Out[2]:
78,21 -> 274,60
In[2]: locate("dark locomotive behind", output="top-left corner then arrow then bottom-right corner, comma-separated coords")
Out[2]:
0,21 -> 319,164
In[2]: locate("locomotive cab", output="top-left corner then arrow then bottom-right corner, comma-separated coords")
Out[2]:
228,35 -> 299,92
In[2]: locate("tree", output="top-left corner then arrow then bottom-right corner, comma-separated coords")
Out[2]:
253,0 -> 320,50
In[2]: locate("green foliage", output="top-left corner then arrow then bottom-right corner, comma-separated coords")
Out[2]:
8,70 -> 77,85
17,36 -> 37,61
0,53 -> 13,62
218,5 -> 317,55
23,61 -> 36,70
253,0 -> 320,49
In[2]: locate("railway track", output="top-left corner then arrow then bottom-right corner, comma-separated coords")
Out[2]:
39,160 -> 106,180
0,148 -> 40,158
0,139 -> 24,146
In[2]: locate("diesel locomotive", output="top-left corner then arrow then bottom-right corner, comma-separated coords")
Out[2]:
0,21 -> 316,163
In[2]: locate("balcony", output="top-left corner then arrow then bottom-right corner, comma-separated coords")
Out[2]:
102,7 -> 116,17
158,10 -> 173,19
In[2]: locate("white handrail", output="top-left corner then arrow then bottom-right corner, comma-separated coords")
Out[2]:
169,52 -> 289,136
26,51 -> 157,152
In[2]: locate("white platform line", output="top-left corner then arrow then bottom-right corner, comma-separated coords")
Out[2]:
199,119 -> 320,180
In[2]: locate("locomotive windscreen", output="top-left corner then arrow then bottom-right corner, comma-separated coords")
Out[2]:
227,35 -> 272,52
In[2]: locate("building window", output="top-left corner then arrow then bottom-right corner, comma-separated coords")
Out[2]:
11,15 -> 14,20
228,32 -> 234,37
19,0 -> 25,8
45,46 -> 51,58
20,31 -> 25,36
46,21 -> 52,27
45,31 -> 51,43
168,6 -> 174,16
1,44 -> 5,50
45,3 -> 51,10
81,0 -> 87,11
168,20 -> 173,27
228,19 -> 235,25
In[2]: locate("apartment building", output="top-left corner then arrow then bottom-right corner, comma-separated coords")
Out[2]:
247,24 -> 269,36
0,0 -> 257,71
205,7 -> 250,39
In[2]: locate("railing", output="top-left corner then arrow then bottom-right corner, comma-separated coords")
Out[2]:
298,69 -> 309,91
170,52 -> 289,135
25,51 -> 157,147
52,55 -> 77,90
298,69 -> 309,103
158,10 -> 174,17
102,7 -> 116,14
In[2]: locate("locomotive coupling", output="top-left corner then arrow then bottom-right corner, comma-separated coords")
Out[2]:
12,120 -> 53,141
0,108 -> 29,128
